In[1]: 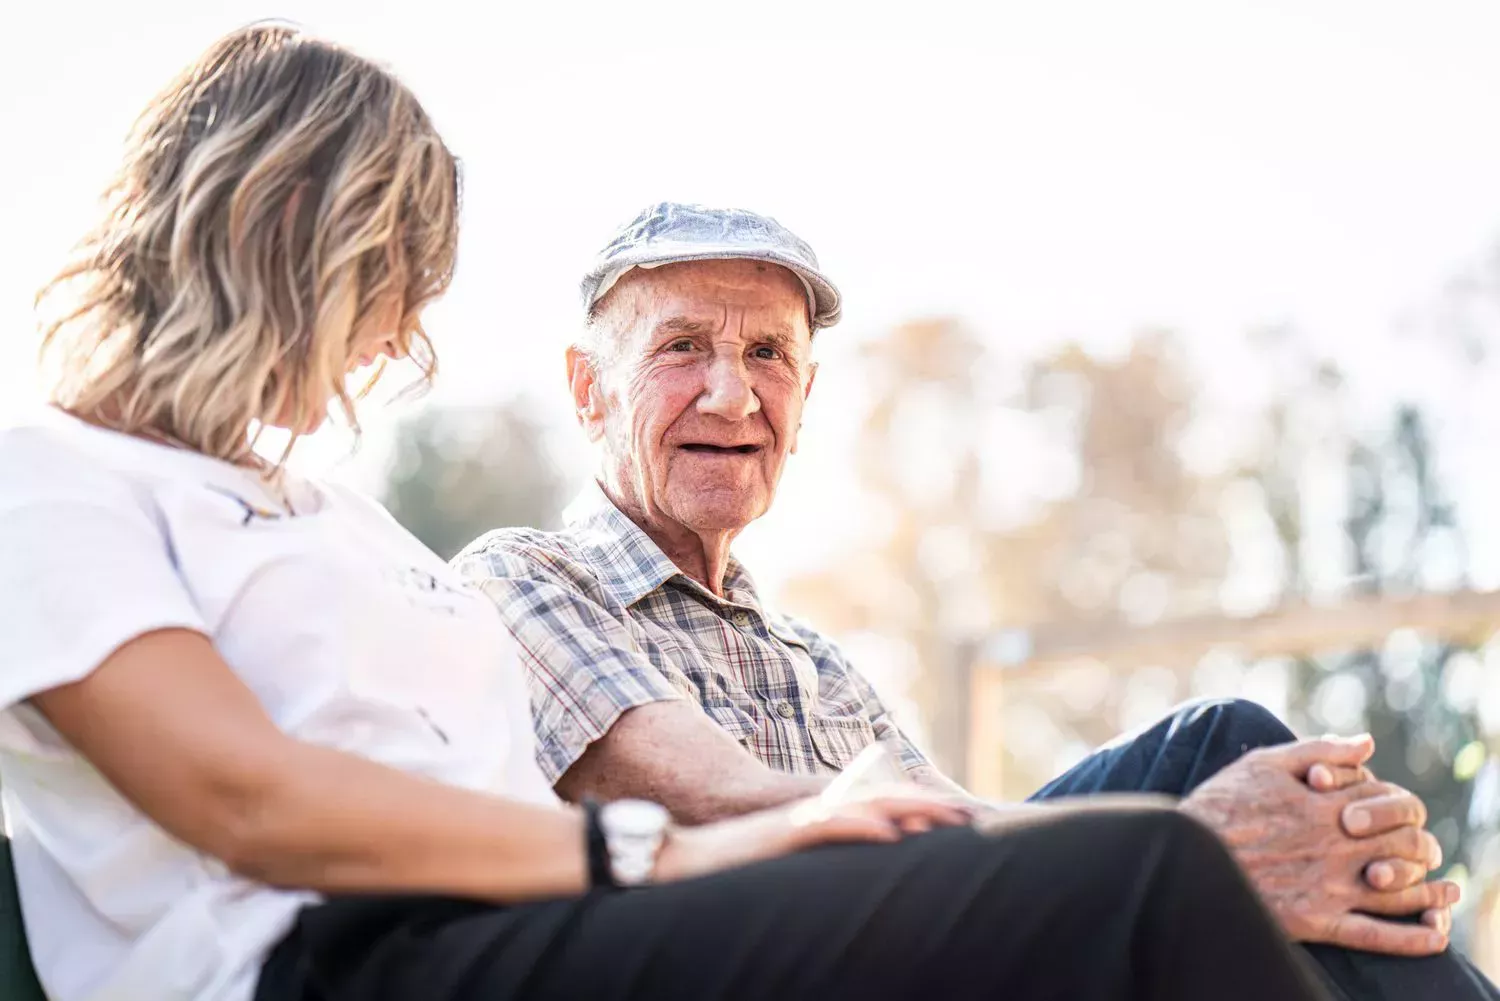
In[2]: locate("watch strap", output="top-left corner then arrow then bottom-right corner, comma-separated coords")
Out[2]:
582,797 -> 618,891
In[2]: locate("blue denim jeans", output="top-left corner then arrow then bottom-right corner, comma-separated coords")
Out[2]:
1028,698 -> 1498,1001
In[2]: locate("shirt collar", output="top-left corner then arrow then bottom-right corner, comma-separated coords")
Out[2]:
563,481 -> 761,610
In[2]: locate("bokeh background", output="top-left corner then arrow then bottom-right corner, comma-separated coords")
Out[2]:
7,0 -> 1500,970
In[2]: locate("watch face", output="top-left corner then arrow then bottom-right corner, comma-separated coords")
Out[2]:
602,799 -> 670,837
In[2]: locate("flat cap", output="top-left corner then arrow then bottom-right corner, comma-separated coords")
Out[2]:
580,201 -> 842,329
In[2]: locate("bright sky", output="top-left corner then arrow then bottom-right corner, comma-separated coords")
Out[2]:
7,0 -> 1500,591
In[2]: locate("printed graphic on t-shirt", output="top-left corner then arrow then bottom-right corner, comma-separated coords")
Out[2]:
205,485 -> 284,526
387,566 -> 471,615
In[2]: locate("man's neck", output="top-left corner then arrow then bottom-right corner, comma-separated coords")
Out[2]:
598,482 -> 737,597
654,528 -> 736,598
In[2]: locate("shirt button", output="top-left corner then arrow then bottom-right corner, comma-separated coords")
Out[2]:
775,701 -> 796,719
732,611 -> 751,627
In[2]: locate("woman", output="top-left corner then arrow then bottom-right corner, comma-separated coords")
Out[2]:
0,24 -> 1331,1001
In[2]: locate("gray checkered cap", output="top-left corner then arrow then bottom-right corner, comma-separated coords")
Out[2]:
580,202 -> 842,330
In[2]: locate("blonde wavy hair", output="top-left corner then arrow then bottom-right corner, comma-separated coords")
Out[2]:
37,23 -> 460,465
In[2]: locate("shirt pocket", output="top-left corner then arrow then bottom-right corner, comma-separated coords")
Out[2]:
808,713 -> 878,770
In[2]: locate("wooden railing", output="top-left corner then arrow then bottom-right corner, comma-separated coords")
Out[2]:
967,587 -> 1500,797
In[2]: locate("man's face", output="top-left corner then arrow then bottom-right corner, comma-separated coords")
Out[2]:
576,258 -> 817,537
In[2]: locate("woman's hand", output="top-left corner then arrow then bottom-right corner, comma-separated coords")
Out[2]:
654,791 -> 972,883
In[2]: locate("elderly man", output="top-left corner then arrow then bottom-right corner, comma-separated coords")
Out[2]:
455,202 -> 1496,1001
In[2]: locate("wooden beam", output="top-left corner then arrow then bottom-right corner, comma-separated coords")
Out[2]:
983,589 -> 1500,680
968,663 -> 1008,799
964,588 -> 1500,800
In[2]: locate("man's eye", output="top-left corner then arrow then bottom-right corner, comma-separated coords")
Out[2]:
667,339 -> 694,352
753,346 -> 782,360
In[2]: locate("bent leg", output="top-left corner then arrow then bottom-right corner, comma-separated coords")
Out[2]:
1029,697 -> 1500,1001
258,809 -> 1330,1001
1029,696 -> 1294,800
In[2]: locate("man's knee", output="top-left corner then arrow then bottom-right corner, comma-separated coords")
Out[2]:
1032,697 -> 1299,801
1167,696 -> 1296,752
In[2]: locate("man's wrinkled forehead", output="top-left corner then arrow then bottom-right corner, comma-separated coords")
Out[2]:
595,259 -> 814,340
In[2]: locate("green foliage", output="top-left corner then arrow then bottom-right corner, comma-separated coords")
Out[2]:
382,402 -> 571,560
1284,406 -> 1492,950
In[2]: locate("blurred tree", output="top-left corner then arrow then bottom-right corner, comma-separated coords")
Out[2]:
382,402 -> 569,560
777,253 -> 1500,964
780,320 -> 1230,778
992,331 -> 1229,630
1242,336 -> 1492,950
1338,410 -> 1477,872
782,319 -> 990,776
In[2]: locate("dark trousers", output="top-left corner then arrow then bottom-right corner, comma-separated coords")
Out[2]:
1028,697 -> 1500,1001
256,805 -> 1330,1001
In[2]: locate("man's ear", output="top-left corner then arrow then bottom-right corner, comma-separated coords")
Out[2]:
566,345 -> 607,442
790,362 -> 818,456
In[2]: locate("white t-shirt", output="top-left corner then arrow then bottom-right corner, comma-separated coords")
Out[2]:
0,409 -> 556,1001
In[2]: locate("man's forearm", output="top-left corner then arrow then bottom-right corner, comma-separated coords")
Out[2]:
554,701 -> 829,823
561,758 -> 828,824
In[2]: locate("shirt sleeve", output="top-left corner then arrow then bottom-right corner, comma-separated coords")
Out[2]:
847,665 -> 932,773
0,430 -> 205,719
453,540 -> 684,783
792,622 -> 933,774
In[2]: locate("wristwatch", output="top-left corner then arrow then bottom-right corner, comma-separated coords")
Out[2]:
596,799 -> 671,886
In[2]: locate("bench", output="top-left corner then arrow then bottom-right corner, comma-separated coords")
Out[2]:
0,835 -> 47,1001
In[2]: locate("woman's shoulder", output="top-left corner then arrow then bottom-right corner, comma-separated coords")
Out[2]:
0,409 -> 223,514
316,478 -> 400,524
0,411 -> 136,505
307,478 -> 433,549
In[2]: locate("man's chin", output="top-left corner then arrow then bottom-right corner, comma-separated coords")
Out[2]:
666,496 -> 769,536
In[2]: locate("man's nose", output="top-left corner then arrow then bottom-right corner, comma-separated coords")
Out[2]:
697,351 -> 760,420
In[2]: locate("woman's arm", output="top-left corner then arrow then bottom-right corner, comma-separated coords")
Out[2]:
32,627 -> 590,901
31,628 -> 973,902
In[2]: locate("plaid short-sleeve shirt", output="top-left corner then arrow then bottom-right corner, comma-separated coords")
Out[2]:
453,484 -> 929,784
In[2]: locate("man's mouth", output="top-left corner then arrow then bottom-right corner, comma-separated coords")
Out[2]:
679,443 -> 763,455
